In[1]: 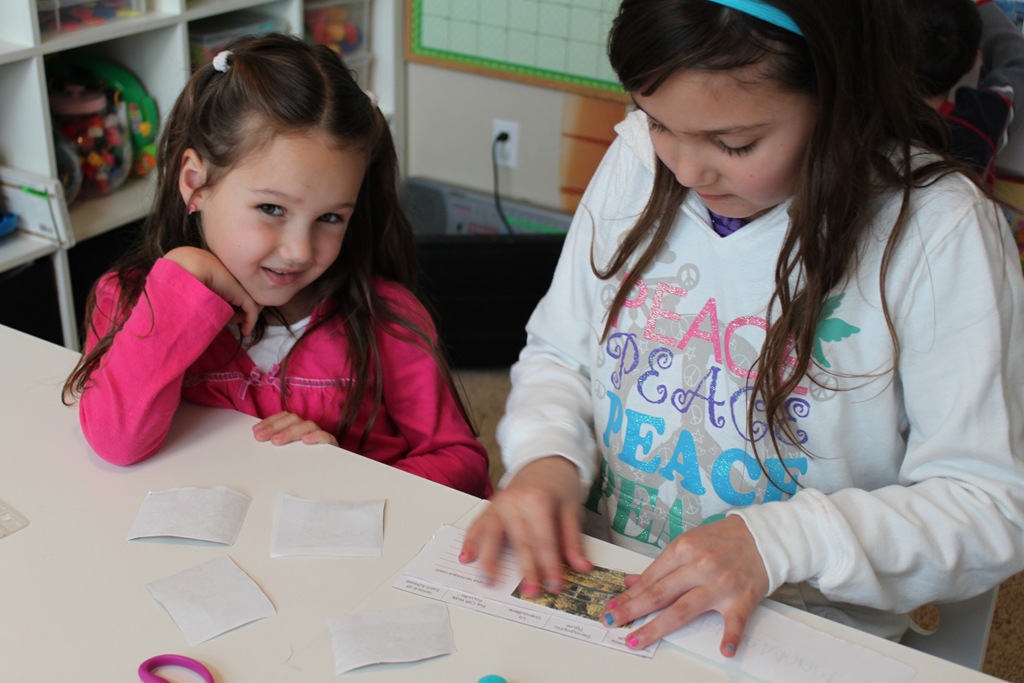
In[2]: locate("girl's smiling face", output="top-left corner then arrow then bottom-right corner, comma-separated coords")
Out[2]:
633,66 -> 818,221
182,130 -> 366,323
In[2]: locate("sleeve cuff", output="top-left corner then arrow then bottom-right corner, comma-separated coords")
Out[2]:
729,489 -> 848,596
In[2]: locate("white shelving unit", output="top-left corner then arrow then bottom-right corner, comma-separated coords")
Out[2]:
0,165 -> 76,348
0,0 -> 404,349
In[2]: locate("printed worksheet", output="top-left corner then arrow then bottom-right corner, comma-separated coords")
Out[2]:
396,525 -> 919,683
393,524 -> 656,657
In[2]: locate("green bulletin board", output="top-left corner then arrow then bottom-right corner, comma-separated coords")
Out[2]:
406,0 -> 627,101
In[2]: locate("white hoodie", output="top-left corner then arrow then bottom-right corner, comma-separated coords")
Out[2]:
497,110 -> 1024,638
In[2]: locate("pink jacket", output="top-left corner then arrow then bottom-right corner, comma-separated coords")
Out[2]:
79,258 -> 491,497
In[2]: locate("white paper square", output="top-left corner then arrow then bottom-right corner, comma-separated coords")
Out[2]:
0,498 -> 29,539
328,604 -> 454,674
129,486 -> 251,545
270,494 -> 384,558
146,555 -> 276,646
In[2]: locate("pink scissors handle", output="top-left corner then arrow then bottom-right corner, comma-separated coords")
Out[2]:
139,654 -> 215,683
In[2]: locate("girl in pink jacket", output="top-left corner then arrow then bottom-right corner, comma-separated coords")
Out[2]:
63,34 -> 491,498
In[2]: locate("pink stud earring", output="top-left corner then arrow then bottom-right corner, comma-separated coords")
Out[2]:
188,202 -> 199,214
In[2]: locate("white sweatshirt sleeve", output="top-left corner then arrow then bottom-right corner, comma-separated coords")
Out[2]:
734,183 -> 1024,611
497,133 -> 653,494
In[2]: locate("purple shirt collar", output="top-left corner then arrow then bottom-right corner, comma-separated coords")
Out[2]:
708,209 -> 748,237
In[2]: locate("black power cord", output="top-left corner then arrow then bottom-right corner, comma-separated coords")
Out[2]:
491,131 -> 515,235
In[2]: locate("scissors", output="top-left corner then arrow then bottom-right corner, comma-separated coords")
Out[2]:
139,654 -> 215,683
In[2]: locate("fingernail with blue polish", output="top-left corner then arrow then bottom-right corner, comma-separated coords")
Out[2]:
603,613 -> 615,626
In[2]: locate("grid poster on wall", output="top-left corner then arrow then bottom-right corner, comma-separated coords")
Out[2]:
406,0 -> 628,100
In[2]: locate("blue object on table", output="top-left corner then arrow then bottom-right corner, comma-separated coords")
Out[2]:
138,654 -> 214,683
0,213 -> 16,239
478,676 -> 509,683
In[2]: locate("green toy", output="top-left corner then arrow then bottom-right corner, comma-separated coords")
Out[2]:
48,54 -> 159,176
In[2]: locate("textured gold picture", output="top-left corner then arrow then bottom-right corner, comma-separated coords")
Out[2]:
512,564 -> 635,627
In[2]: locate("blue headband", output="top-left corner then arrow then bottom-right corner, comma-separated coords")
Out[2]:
706,0 -> 803,35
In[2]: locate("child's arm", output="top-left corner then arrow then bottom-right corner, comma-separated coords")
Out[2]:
460,455 -> 593,591
609,186 -> 1024,653
163,246 -> 261,336
79,258 -> 234,464
252,411 -> 339,446
461,131 -> 650,593
731,186 -> 1024,613
976,0 -> 1024,141
374,284 -> 492,497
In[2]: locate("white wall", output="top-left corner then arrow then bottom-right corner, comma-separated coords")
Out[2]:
405,62 -> 568,211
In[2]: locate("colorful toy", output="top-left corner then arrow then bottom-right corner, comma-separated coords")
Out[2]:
55,136 -> 83,204
38,0 -> 146,35
48,55 -> 159,178
188,12 -> 286,69
49,83 -> 131,203
304,3 -> 366,56
0,213 -> 16,240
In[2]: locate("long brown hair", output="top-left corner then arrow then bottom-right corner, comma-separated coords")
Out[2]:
63,34 -> 473,446
604,0 -> 971,461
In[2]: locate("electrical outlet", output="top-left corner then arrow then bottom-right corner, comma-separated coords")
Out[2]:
492,119 -> 520,169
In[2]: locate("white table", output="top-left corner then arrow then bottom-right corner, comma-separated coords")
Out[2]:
0,324 -> 1004,682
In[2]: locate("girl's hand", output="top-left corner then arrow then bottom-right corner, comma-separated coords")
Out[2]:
601,515 -> 769,657
164,246 -> 261,336
253,411 -> 339,447
459,456 -> 592,596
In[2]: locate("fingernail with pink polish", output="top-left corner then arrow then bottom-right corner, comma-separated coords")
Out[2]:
606,600 -> 618,609
625,634 -> 640,649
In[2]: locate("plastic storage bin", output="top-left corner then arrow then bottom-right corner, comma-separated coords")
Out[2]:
189,11 -> 288,69
48,54 -> 159,179
49,83 -> 132,203
37,0 -> 147,36
304,0 -> 370,56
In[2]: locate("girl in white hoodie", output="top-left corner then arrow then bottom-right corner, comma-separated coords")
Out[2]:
461,0 -> 1024,657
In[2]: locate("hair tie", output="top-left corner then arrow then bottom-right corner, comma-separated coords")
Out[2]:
705,0 -> 802,35
212,50 -> 232,73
